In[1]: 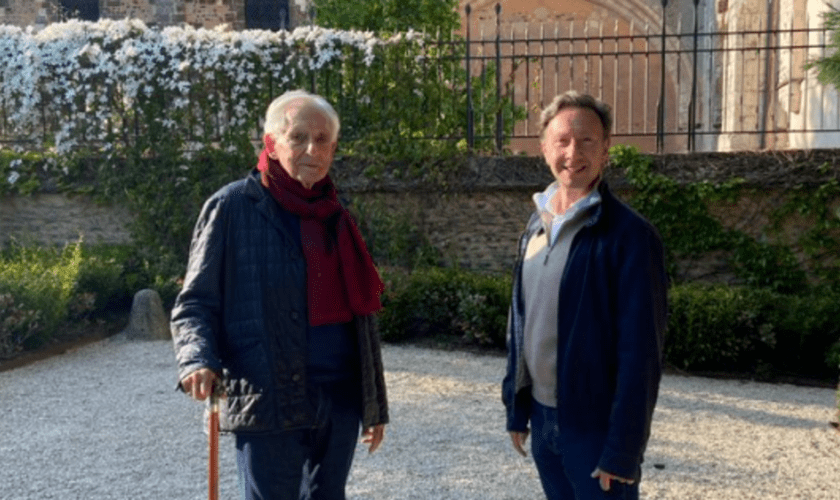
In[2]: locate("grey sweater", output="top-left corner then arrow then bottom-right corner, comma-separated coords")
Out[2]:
522,191 -> 600,407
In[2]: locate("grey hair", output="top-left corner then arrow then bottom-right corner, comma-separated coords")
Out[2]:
539,91 -> 612,140
263,89 -> 340,142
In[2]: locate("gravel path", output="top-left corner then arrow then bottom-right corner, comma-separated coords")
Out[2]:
0,334 -> 837,499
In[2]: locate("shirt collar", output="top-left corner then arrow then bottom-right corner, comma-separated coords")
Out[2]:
532,182 -> 602,220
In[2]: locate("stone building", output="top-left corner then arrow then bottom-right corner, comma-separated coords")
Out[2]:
460,0 -> 840,153
0,0 -> 308,31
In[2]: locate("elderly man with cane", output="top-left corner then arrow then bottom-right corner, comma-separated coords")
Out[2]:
172,89 -> 388,500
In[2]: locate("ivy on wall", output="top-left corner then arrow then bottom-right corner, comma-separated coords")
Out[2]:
616,145 -> 832,292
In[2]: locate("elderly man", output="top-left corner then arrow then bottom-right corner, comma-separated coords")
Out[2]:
502,91 -> 668,499
172,89 -> 388,500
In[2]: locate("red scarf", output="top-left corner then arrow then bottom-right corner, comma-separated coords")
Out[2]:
257,148 -> 383,326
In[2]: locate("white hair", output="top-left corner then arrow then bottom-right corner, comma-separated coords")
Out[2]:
263,89 -> 340,141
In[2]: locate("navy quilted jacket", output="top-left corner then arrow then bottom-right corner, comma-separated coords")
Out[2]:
171,170 -> 388,433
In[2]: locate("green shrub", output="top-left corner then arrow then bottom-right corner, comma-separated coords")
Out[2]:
73,245 -> 135,315
666,283 -> 840,381
767,286 -> 840,380
0,241 -> 184,358
379,267 -> 510,348
378,267 -> 840,381
72,244 -> 181,315
0,242 -> 82,355
0,293 -> 44,358
665,283 -> 777,373
350,198 -> 441,269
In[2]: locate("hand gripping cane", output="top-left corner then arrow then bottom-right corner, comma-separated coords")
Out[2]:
207,387 -> 220,500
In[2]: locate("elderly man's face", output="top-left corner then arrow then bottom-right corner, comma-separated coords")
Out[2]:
541,106 -> 610,192
266,102 -> 337,189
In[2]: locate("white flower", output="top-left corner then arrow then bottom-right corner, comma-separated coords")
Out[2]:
7,171 -> 20,185
0,18 -> 413,156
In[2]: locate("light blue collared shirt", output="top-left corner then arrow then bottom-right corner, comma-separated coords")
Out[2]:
531,182 -> 602,248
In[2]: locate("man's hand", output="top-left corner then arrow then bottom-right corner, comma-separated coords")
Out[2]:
591,467 -> 635,492
361,424 -> 385,454
180,368 -> 221,401
509,430 -> 529,457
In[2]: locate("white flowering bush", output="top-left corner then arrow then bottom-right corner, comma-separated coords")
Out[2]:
0,20 -> 462,158
0,19 -> 520,271
0,20 -> 517,195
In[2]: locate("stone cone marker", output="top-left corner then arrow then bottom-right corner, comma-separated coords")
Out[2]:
124,289 -> 170,340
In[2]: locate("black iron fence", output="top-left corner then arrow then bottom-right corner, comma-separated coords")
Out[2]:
1,6 -> 838,156
460,3 -> 840,154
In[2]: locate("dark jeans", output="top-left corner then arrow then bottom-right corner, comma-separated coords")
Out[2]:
530,398 -> 639,500
235,382 -> 362,500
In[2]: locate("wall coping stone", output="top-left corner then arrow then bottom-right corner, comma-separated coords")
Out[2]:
330,149 -> 840,194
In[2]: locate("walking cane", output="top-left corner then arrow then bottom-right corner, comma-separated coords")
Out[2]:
208,388 -> 220,500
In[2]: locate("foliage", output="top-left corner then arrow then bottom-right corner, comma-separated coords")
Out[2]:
0,241 -> 182,358
73,244 -> 181,314
349,198 -> 441,269
612,146 -> 838,378
0,149 -> 49,195
0,19 -> 520,187
769,286 -> 840,380
312,0 -> 460,34
112,147 -> 255,266
770,167 -> 840,284
613,145 -> 732,269
665,283 -> 777,373
808,9 -> 840,91
614,145 -> 807,293
666,282 -> 840,381
0,19 -> 525,271
0,242 -> 82,356
379,267 -> 511,348
375,266 -> 839,379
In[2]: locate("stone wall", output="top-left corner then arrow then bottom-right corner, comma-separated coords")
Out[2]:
0,0 -> 306,29
0,194 -> 133,246
2,151 -> 838,275
102,0 -> 154,23
183,0 -> 242,30
0,0 -> 50,26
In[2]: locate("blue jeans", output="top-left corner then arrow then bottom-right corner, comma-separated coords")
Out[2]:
530,399 -> 639,500
235,381 -> 361,500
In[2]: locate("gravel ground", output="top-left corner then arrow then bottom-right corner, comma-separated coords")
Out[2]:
0,334 -> 837,499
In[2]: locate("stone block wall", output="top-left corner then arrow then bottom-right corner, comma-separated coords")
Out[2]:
2,151 -> 838,277
0,0 -> 307,30
0,194 -> 133,246
184,0 -> 243,30
349,190 -> 533,272
101,0 -> 154,23
0,0 -> 50,26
